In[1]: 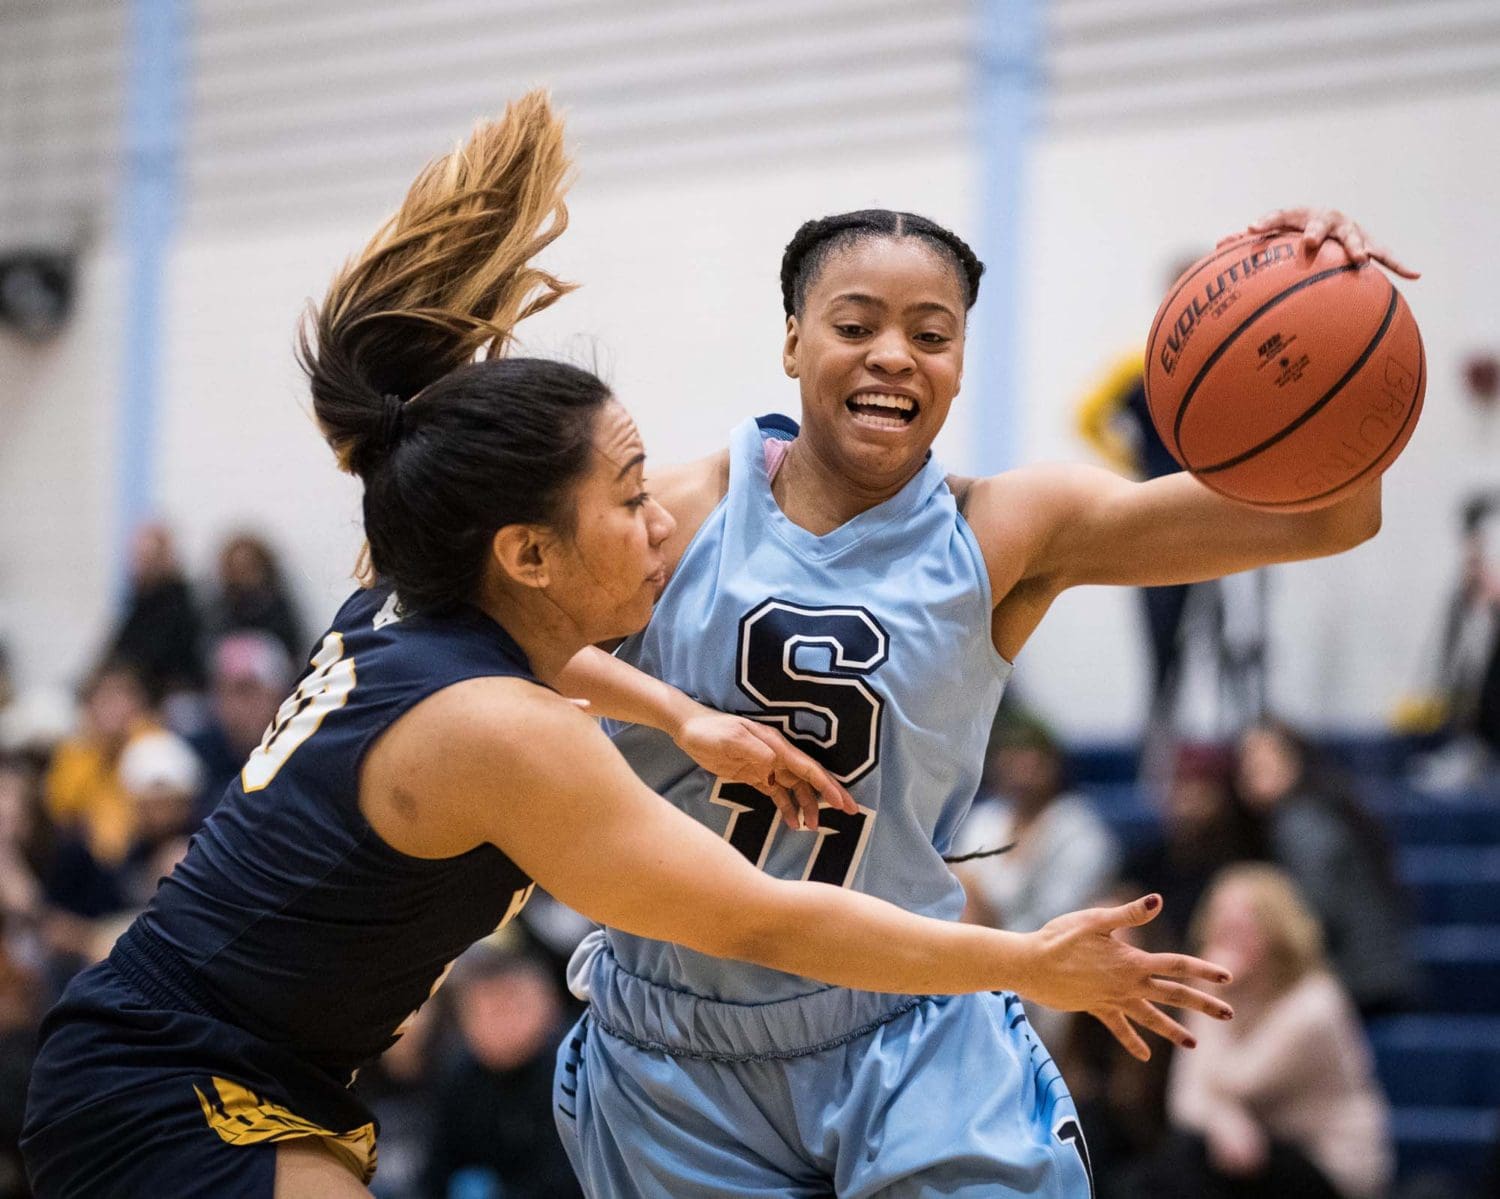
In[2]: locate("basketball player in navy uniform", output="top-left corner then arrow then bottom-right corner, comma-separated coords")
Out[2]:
19,95 -> 1235,1199
552,207 -> 1415,1197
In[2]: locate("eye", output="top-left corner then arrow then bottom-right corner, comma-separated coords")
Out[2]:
625,491 -> 652,511
915,331 -> 952,346
834,323 -> 869,338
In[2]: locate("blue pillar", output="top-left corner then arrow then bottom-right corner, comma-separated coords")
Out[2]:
973,0 -> 1041,474
118,0 -> 183,576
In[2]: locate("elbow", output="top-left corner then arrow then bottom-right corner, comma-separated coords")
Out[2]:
1347,492 -> 1383,548
1317,485 -> 1382,555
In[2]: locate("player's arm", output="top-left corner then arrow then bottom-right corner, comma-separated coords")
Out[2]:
964,466 -> 1380,658
554,645 -> 855,829
387,678 -> 1233,1055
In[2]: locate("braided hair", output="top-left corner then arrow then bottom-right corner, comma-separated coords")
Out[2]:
780,210 -> 985,318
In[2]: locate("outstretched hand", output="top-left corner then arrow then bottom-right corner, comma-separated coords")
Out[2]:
1021,893 -> 1234,1061
672,711 -> 856,831
1217,206 -> 1419,279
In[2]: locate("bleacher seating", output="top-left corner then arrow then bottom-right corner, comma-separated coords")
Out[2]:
1071,741 -> 1500,1194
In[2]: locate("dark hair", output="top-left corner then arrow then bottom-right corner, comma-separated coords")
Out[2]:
1244,719 -> 1404,895
780,209 -> 986,318
297,91 -> 611,615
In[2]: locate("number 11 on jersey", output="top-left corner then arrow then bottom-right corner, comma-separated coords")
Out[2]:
709,782 -> 876,888
710,599 -> 889,889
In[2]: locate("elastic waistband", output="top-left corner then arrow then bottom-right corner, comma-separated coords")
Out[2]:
584,943 -> 925,1063
109,921 -> 228,1022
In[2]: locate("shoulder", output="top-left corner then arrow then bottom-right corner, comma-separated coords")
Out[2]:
649,449 -> 731,576
368,675 -> 602,847
389,674 -> 579,757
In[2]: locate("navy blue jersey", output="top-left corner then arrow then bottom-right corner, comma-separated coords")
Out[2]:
127,585 -> 538,1083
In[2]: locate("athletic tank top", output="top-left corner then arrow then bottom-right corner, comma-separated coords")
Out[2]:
604,415 -> 1012,1004
125,585 -> 538,1083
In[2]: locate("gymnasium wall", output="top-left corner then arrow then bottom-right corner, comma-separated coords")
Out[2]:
2,0 -> 1498,740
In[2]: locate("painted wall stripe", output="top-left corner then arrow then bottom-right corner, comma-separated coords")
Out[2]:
973,0 -> 1040,474
118,0 -> 183,577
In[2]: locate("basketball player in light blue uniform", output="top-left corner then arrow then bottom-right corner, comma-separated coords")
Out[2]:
555,204 -> 1410,1197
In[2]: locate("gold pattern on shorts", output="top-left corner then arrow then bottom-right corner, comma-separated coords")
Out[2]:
193,1075 -> 377,1183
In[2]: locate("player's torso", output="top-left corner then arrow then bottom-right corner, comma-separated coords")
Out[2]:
606,416 -> 1011,1002
136,586 -> 535,1081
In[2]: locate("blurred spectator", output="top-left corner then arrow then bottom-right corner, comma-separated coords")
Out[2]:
115,730 -> 201,907
1126,865 -> 1392,1199
0,917 -> 38,1199
0,755 -> 52,957
1236,720 -> 1418,1017
952,720 -> 1119,935
43,659 -> 156,866
204,532 -> 307,665
189,632 -> 295,819
421,945 -> 582,1199
951,719 -> 1118,1048
359,1004 -> 441,1199
1121,743 -> 1264,949
107,522 -> 205,703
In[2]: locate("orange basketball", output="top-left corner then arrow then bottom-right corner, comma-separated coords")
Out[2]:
1144,232 -> 1425,511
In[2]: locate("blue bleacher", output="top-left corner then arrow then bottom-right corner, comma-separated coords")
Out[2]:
1073,747 -> 1500,1193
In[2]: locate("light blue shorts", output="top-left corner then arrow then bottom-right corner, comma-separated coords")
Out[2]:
554,946 -> 1092,1198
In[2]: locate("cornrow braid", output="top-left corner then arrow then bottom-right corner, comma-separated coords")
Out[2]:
779,209 -> 985,318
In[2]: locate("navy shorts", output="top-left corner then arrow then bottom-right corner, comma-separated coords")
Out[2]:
22,943 -> 377,1199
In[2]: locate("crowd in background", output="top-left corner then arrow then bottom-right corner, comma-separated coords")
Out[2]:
953,709 -> 1416,1199
0,516 -> 1496,1199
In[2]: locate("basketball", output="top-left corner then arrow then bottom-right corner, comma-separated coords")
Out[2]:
1144,232 -> 1425,511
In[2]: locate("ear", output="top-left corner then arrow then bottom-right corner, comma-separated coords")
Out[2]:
782,315 -> 801,379
490,524 -> 553,591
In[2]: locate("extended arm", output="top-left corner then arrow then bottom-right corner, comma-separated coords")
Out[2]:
967,465 -> 1380,658
382,678 -> 1233,1054
555,645 -> 855,829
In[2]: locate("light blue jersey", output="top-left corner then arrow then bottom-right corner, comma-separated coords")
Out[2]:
558,416 -> 1091,1198
604,413 -> 1011,1004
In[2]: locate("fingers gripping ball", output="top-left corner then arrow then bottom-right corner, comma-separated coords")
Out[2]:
1145,232 -> 1425,511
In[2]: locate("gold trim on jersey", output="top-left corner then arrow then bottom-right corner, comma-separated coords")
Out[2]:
193,1075 -> 377,1183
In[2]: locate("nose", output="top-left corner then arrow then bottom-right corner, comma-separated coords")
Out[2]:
646,496 -> 676,547
865,329 -> 915,377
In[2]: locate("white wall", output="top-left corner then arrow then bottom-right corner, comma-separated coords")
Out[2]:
153,144 -> 977,637
0,249 -> 123,691
3,1 -> 1498,745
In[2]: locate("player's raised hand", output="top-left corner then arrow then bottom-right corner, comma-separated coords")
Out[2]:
671,712 -> 856,831
1216,206 -> 1419,279
1018,893 -> 1234,1061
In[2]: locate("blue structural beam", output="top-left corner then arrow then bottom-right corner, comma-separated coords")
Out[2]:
118,0 -> 183,576
973,0 -> 1041,474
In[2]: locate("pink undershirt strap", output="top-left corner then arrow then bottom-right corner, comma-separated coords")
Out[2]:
763,436 -> 792,482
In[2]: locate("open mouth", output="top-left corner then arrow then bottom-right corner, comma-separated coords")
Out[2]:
845,390 -> 919,429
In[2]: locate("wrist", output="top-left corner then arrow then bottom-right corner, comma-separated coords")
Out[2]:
957,922 -> 1036,994
659,687 -> 705,742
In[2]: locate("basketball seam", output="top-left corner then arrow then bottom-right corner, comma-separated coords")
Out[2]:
1219,328 -> 1424,508
1195,278 -> 1399,475
1170,262 -> 1364,458
1144,231 -> 1273,371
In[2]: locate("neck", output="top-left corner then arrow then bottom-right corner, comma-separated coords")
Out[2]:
475,581 -> 590,686
771,434 -> 923,535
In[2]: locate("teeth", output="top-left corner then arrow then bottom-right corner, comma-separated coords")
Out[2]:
848,392 -> 916,413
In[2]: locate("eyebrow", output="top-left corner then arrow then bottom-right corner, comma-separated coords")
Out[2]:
616,452 -> 646,480
830,293 -> 958,319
